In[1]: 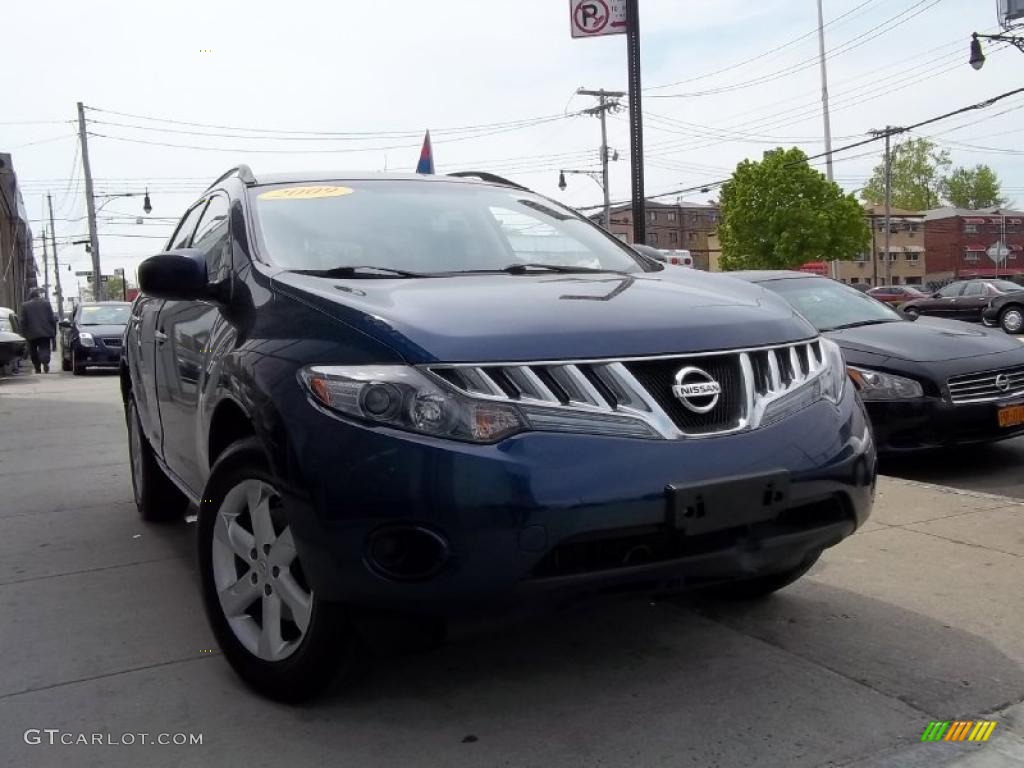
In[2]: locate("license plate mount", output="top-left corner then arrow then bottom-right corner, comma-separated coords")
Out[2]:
997,404 -> 1024,429
666,471 -> 791,535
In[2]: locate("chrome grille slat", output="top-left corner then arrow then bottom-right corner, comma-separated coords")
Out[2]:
948,364 -> 1024,403
425,339 -> 826,439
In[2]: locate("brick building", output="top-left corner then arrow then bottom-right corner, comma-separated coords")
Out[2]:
0,153 -> 37,310
923,207 -> 1024,285
599,201 -> 719,270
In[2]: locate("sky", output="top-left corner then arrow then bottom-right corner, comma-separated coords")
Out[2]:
3,0 -> 1023,298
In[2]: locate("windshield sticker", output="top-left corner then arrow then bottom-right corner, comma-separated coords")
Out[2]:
259,186 -> 354,200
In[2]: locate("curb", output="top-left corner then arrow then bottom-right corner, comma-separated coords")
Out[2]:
879,475 -> 1024,508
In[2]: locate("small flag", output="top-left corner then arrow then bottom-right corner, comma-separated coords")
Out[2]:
416,130 -> 435,175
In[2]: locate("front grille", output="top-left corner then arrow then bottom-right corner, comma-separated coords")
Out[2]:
102,337 -> 122,347
948,364 -> 1024,403
625,355 -> 744,434
426,339 -> 825,439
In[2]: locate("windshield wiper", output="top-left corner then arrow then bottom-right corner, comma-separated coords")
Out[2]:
823,319 -> 899,331
495,263 -> 617,275
289,265 -> 426,279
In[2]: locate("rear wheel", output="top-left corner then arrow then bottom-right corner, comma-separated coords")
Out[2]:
127,398 -> 188,522
198,439 -> 355,702
705,552 -> 820,600
1000,306 -> 1024,334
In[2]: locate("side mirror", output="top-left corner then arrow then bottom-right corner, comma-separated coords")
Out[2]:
931,292 -> 942,298
138,249 -> 210,301
58,320 -> 71,329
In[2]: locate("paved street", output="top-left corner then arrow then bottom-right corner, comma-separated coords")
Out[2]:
1,371 -> 1023,768
883,437 -> 1024,501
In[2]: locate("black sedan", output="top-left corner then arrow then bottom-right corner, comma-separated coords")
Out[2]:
732,271 -> 1024,453
60,301 -> 131,374
981,286 -> 1024,334
898,279 -> 1022,323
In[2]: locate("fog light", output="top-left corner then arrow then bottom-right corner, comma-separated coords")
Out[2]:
366,525 -> 449,581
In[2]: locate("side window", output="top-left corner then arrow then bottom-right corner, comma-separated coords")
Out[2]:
191,194 -> 231,281
963,282 -> 983,297
168,200 -> 209,251
938,283 -> 964,298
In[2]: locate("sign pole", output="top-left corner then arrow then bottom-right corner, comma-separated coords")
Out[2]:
625,0 -> 646,245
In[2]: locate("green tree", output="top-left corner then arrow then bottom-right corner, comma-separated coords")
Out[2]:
940,164 -> 1006,209
861,138 -> 951,210
105,275 -> 127,301
719,147 -> 870,270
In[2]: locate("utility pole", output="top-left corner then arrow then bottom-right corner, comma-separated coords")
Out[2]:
47,193 -> 64,319
625,0 -> 646,245
41,222 -> 50,301
577,88 -> 625,231
77,101 -> 104,301
816,0 -> 838,279
869,126 -> 901,285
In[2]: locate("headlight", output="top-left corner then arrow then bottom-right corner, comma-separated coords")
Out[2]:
760,337 -> 846,426
78,332 -> 95,347
847,366 -> 923,400
300,365 -> 526,443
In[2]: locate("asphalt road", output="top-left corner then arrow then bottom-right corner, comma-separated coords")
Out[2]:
1,371 -> 1023,768
883,436 -> 1024,500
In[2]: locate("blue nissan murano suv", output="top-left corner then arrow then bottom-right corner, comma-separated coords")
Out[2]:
123,166 -> 876,701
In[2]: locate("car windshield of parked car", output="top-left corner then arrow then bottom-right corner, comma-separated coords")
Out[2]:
79,305 -> 131,325
761,277 -> 902,331
250,180 -> 647,275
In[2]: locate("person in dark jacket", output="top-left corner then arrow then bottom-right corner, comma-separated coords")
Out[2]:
18,289 -> 57,373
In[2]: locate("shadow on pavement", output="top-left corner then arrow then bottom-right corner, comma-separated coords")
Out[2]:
881,439 -> 1024,499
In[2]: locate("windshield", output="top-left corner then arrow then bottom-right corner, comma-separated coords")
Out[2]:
250,180 -> 647,275
79,305 -> 131,325
760,277 -> 901,331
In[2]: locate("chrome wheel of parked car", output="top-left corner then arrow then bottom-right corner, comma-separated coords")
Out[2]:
198,438 -> 355,702
1000,307 -> 1024,334
211,479 -> 312,662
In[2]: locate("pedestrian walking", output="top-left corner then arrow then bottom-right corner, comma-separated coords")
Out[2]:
18,289 -> 57,374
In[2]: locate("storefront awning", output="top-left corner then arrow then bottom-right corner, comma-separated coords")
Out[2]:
904,245 -> 924,253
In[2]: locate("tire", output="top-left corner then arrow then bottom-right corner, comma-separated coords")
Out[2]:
61,355 -> 71,372
198,438 -> 355,702
71,348 -> 85,375
127,398 -> 188,522
1000,306 -> 1024,335
705,551 -> 821,600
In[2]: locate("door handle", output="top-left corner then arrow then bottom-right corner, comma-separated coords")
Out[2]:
154,330 -> 168,343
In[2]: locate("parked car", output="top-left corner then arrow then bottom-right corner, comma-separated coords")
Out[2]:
125,168 -> 875,701
732,271 -> 1024,453
0,306 -> 26,375
898,279 -> 1022,323
60,301 -> 131,374
632,245 -> 694,268
866,284 -> 927,306
981,284 -> 1024,334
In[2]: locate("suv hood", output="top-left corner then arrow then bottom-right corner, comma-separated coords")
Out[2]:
828,317 -> 1022,363
271,270 -> 816,363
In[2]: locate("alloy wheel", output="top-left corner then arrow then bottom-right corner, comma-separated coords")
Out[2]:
1003,309 -> 1023,333
210,479 -> 312,662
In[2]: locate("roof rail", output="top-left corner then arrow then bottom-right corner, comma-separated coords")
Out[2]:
446,171 -> 529,191
206,165 -> 257,192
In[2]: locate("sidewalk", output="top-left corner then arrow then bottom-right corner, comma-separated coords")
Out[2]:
0,372 -> 1022,767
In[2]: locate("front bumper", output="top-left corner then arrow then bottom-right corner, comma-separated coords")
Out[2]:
866,395 -> 1024,452
277,388 -> 875,613
73,342 -> 122,367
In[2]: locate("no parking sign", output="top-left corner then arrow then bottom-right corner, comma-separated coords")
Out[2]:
570,0 -> 627,38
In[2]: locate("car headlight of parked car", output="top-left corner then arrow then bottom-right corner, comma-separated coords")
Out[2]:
760,337 -> 846,426
78,332 -> 95,348
847,366 -> 923,400
301,365 -> 529,443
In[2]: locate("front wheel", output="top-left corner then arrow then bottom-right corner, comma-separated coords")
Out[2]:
705,552 -> 820,600
1000,306 -> 1024,335
198,439 -> 355,702
71,348 -> 85,375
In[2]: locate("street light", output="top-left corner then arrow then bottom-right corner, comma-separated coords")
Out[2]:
968,31 -> 1024,70
143,188 -> 152,215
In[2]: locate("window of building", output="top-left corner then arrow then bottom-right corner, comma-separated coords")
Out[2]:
905,251 -> 920,263
964,223 -> 978,234
669,231 -> 678,243
850,277 -> 861,284
905,276 -> 923,285
964,251 -> 980,262
649,211 -> 657,223
667,212 -> 676,222
649,232 -> 659,245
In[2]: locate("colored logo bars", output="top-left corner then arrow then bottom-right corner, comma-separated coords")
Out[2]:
921,721 -> 998,742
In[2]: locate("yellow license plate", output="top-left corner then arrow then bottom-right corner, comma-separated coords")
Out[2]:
998,405 -> 1024,428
